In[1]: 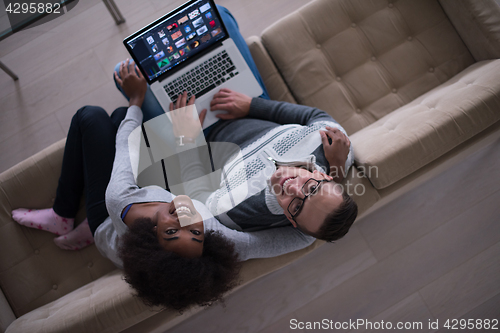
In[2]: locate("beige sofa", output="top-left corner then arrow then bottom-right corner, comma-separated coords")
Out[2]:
1,0 -> 500,332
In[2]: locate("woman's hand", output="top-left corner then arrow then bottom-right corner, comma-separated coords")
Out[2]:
209,88 -> 251,120
320,126 -> 350,182
114,59 -> 147,107
170,91 -> 207,141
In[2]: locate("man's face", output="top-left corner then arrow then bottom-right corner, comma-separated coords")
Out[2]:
269,166 -> 344,235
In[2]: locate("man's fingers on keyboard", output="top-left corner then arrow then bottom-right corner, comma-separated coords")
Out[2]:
219,88 -> 232,94
213,88 -> 231,99
211,102 -> 235,115
210,97 -> 229,110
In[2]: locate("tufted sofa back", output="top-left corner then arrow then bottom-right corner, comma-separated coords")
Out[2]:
261,0 -> 475,135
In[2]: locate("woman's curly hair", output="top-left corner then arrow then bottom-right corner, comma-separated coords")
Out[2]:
118,218 -> 241,312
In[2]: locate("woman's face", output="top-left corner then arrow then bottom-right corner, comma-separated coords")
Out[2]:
153,195 -> 205,258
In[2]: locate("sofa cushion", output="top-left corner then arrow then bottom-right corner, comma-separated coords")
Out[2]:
261,0 -> 475,135
6,241 -> 324,333
5,270 -> 156,333
0,139 -> 117,318
350,60 -> 500,189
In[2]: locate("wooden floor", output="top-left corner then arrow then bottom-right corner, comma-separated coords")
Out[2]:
1,1 -> 499,332
0,0 -> 312,173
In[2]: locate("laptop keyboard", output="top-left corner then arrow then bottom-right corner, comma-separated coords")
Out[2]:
164,50 -> 239,104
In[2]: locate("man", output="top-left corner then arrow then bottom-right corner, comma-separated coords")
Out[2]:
196,88 -> 358,242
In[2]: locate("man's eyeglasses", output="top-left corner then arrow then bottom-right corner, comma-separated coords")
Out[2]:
287,178 -> 332,221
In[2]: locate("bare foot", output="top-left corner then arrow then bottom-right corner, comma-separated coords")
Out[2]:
54,219 -> 94,250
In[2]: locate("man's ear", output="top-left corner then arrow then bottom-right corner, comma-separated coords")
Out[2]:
153,225 -> 157,233
313,169 -> 333,181
286,214 -> 298,228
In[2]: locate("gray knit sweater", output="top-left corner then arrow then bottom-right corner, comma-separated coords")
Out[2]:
179,98 -> 354,231
93,105 -> 316,269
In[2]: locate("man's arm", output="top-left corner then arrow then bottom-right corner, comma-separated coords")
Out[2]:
209,88 -> 333,126
210,88 -> 353,181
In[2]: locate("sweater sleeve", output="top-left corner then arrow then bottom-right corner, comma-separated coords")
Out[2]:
201,210 -> 316,261
248,98 -> 336,126
105,105 -> 144,221
224,224 -> 316,261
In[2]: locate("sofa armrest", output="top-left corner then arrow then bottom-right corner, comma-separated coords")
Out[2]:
350,60 -> 500,189
0,288 -> 15,333
6,270 -> 161,333
440,0 -> 500,61
246,36 -> 296,103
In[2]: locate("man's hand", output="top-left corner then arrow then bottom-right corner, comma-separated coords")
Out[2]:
209,88 -> 251,120
170,91 -> 207,140
320,126 -> 350,182
114,59 -> 147,107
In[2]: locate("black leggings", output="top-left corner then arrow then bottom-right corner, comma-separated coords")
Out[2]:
52,105 -> 127,235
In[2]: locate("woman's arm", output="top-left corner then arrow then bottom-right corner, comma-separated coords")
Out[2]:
106,60 -> 147,220
201,213 -> 316,261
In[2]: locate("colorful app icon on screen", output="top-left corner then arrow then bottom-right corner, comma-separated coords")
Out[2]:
157,58 -> 170,68
200,34 -> 211,43
211,27 -> 222,37
146,36 -> 155,44
175,38 -> 186,48
192,17 -> 203,28
177,15 -> 188,25
167,23 -> 178,31
171,30 -> 182,40
200,3 -> 211,13
154,50 -> 165,61
196,25 -> 208,36
188,9 -> 200,20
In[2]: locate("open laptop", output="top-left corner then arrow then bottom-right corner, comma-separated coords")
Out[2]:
123,0 -> 263,128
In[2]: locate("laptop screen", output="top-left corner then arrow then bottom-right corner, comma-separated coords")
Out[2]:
124,0 -> 227,83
